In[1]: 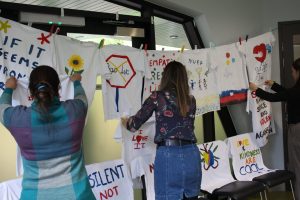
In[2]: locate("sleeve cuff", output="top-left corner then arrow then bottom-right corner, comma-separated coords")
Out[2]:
4,88 -> 13,94
73,80 -> 81,87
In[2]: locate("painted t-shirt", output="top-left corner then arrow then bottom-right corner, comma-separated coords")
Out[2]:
99,45 -> 147,120
85,159 -> 134,200
131,155 -> 155,200
210,43 -> 248,106
0,16 -> 56,93
181,49 -> 220,115
198,141 -> 236,193
121,120 -> 156,169
239,32 -> 276,146
53,34 -> 102,106
247,85 -> 275,147
226,133 -> 274,181
143,50 -> 180,101
238,32 -> 275,85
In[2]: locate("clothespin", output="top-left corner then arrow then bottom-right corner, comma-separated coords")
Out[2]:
246,35 -> 249,42
139,44 -> 143,49
49,24 -> 56,35
144,43 -> 148,56
55,27 -> 60,34
239,37 -> 242,45
61,8 -> 64,17
180,45 -> 185,53
98,39 -> 105,49
209,42 -> 215,48
161,48 -> 165,51
28,22 -> 32,27
194,45 -> 197,50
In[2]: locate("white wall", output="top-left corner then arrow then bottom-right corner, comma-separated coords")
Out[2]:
148,0 -> 300,175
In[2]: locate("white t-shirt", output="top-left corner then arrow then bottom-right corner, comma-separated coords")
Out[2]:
0,16 -> 56,95
53,34 -> 101,106
143,50 -> 180,101
239,32 -> 275,85
120,120 -> 156,168
247,86 -> 275,147
226,133 -> 274,181
99,45 -> 147,120
131,155 -> 155,200
181,49 -> 220,115
85,159 -> 134,200
197,141 -> 236,193
211,43 -> 248,106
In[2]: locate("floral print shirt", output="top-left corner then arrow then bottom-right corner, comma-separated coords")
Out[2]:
127,91 -> 197,143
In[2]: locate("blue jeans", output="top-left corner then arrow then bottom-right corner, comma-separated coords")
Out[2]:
154,144 -> 202,200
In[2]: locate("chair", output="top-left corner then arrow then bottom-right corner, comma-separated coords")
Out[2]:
198,140 -> 266,200
226,133 -> 295,200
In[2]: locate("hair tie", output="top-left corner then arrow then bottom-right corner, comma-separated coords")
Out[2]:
35,83 -> 49,92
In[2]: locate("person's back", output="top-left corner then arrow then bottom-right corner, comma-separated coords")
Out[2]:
0,66 -> 95,200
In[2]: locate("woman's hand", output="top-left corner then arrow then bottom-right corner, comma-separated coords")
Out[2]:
5,77 -> 17,90
121,117 -> 128,128
264,80 -> 274,87
70,73 -> 82,82
249,82 -> 258,91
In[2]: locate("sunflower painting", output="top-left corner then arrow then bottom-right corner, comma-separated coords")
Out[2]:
65,54 -> 84,75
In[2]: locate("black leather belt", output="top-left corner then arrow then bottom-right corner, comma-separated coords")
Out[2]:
157,139 -> 195,147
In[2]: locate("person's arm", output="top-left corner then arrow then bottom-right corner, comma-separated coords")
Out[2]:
270,82 -> 287,93
70,74 -> 88,108
255,88 -> 288,102
0,77 -> 17,124
125,92 -> 158,132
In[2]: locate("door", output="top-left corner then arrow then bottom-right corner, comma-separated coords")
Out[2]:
278,20 -> 300,168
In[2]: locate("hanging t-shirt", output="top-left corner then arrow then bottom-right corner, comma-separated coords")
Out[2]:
53,34 -> 102,106
239,32 -> 276,146
238,32 -> 275,85
226,133 -> 274,181
143,50 -> 180,101
181,49 -> 220,115
197,141 -> 236,193
120,120 -> 156,167
0,16 -> 56,95
210,43 -> 248,106
247,85 -> 275,147
85,159 -> 134,200
131,155 -> 155,200
99,45 -> 147,120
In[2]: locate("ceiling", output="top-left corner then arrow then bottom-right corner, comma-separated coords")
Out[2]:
1,0 -> 191,49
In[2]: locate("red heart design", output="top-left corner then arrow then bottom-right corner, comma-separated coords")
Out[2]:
253,43 -> 267,63
136,135 -> 142,143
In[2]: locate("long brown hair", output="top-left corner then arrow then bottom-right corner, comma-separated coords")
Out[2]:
159,61 -> 191,116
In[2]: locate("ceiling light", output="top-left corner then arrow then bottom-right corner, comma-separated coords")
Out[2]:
170,35 -> 178,39
19,12 -> 85,27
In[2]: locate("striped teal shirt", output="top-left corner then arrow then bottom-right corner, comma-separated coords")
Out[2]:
0,81 -> 96,200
